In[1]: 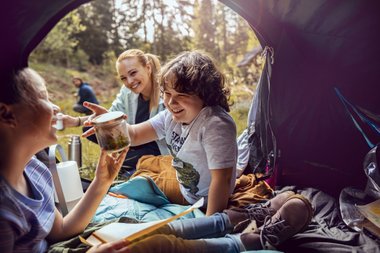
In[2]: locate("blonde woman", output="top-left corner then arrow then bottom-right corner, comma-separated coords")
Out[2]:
64,49 -> 168,174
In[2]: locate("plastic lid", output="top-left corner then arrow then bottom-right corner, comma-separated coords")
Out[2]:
93,111 -> 124,125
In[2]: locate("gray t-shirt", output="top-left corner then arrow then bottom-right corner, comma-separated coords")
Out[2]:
150,106 -> 237,204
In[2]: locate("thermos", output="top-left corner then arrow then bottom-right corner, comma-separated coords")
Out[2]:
68,135 -> 82,168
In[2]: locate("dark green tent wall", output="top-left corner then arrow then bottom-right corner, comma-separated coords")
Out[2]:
221,0 -> 380,195
0,0 -> 90,70
1,0 -> 380,196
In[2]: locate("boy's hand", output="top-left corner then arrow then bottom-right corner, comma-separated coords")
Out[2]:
83,101 -> 109,125
94,148 -> 128,184
81,102 -> 108,137
81,102 -> 128,138
83,101 -> 108,117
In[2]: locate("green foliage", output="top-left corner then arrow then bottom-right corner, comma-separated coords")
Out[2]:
229,85 -> 254,135
30,10 -> 85,67
32,0 -> 262,88
114,0 -> 143,53
193,0 -> 217,56
75,0 -> 115,65
31,0 -> 262,179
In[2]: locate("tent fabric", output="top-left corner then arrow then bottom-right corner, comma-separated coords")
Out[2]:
1,0 -> 380,196
221,0 -> 380,196
0,0 -> 90,70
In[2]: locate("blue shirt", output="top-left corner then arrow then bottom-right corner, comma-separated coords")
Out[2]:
0,157 -> 56,253
78,83 -> 99,105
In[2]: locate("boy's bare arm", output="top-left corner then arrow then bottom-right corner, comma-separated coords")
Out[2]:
128,121 -> 158,146
206,168 -> 233,216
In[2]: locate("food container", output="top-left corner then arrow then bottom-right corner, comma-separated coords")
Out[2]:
93,111 -> 130,152
55,113 -> 64,130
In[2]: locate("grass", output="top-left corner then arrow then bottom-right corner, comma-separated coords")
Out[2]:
54,98 -> 114,180
230,84 -> 255,135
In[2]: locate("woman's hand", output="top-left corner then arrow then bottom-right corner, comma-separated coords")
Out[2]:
87,240 -> 130,253
94,148 -> 128,185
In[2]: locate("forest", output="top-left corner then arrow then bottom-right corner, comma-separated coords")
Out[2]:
28,0 -> 264,176
30,0 -> 263,89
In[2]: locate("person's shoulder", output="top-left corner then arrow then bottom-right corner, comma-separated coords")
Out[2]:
202,106 -> 234,124
0,177 -> 20,214
81,83 -> 93,91
0,189 -> 26,234
26,157 -> 52,180
28,156 -> 48,168
156,108 -> 171,119
119,86 -> 137,97
120,85 -> 131,92
151,109 -> 171,124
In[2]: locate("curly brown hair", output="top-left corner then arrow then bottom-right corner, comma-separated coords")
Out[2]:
160,51 -> 231,112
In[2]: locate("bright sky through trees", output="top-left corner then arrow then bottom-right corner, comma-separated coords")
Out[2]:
115,0 -> 194,41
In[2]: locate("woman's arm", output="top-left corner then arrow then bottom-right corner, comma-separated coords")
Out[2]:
61,114 -> 89,128
47,148 -> 127,242
60,101 -> 108,129
206,168 -> 233,216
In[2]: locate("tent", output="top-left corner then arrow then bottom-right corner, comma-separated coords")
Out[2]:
223,0 -> 380,196
1,0 -> 380,197
236,46 -> 262,68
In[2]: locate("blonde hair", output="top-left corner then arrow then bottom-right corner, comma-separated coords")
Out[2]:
116,49 -> 161,112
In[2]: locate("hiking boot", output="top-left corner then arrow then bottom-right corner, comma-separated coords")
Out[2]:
240,194 -> 313,250
224,190 -> 295,233
268,190 -> 296,211
225,205 -> 276,233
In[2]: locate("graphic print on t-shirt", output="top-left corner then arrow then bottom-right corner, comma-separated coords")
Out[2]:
170,131 -> 187,152
168,144 -> 200,194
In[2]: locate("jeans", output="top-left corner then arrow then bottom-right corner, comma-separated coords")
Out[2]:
128,213 -> 245,253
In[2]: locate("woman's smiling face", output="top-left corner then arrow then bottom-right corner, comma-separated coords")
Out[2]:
162,77 -> 204,124
117,57 -> 152,100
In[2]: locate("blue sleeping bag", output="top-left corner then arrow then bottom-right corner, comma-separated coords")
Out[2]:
92,176 -> 204,223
